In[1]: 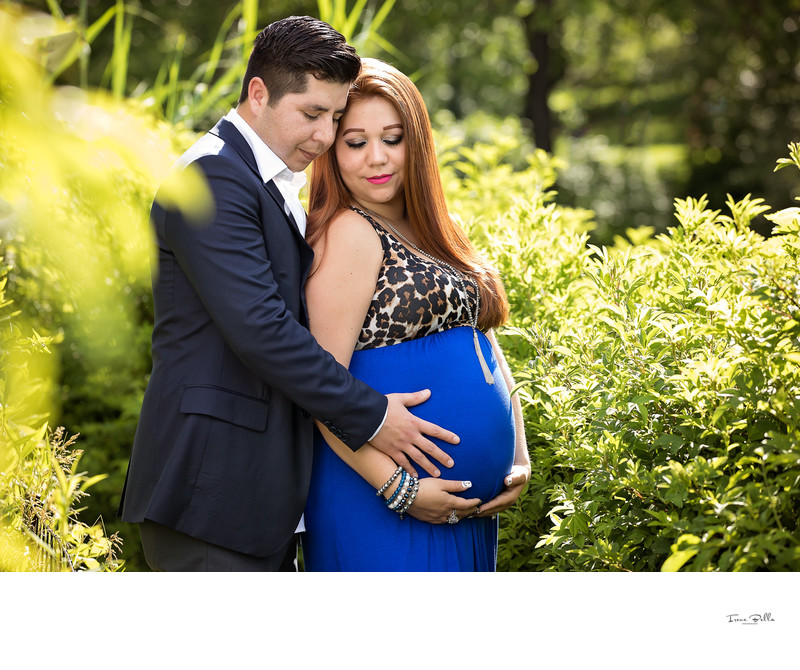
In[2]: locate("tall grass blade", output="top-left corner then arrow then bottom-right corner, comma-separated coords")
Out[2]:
46,5 -> 118,83
315,0 -> 400,58
332,0 -> 346,32
316,0 -> 333,23
342,0 -> 370,40
78,0 -> 88,89
202,4 -> 242,85
183,66 -> 243,122
165,32 -> 186,123
44,0 -> 65,19
370,0 -> 396,33
147,58 -> 169,109
84,5 -> 120,43
110,0 -> 131,99
368,33 -> 404,61
240,0 -> 258,62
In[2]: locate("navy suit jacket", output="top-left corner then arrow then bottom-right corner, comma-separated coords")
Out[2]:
119,118 -> 387,557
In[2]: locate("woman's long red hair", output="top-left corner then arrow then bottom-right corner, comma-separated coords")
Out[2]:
307,58 -> 509,330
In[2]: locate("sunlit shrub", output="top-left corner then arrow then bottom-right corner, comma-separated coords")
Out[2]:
490,145 -> 800,571
0,251 -> 123,571
1,3 -> 203,570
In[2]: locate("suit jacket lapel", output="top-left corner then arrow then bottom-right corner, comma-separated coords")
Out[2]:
208,118 -> 307,242
263,180 -> 299,231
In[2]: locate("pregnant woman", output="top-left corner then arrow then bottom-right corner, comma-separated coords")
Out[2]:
301,58 -> 530,571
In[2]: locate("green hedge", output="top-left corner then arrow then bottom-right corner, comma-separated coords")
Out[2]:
442,135 -> 800,571
0,254 -> 123,571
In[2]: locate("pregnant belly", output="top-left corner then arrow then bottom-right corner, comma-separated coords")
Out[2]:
349,327 -> 516,502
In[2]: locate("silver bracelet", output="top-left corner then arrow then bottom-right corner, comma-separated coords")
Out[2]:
387,474 -> 412,510
396,477 -> 419,519
376,467 -> 403,496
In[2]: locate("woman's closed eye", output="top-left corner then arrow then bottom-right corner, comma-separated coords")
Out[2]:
344,136 -> 403,150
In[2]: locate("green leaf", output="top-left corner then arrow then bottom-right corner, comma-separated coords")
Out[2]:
661,535 -> 701,572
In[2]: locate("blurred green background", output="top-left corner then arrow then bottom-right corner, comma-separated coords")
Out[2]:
20,0 -> 800,238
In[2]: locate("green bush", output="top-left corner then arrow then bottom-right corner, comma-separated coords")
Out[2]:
0,254 -> 123,571
1,3 -> 202,570
468,142 -> 800,571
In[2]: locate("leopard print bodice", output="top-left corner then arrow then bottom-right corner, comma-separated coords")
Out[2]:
352,207 -> 478,350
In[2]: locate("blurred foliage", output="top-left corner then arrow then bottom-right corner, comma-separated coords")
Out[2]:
0,250 -> 123,570
551,0 -> 800,240
15,0 -> 800,241
1,2 -> 204,569
555,137 -> 690,243
16,0 -> 399,129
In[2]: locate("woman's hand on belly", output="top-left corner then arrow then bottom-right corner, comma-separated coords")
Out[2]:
472,463 -> 531,518
406,478 -> 483,524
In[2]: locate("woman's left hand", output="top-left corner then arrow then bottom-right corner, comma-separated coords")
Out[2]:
470,464 -> 530,518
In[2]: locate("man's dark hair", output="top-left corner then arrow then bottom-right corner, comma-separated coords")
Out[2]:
238,16 -> 361,106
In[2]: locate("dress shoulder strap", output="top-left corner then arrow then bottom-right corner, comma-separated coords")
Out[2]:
348,206 -> 392,256
349,206 -> 387,236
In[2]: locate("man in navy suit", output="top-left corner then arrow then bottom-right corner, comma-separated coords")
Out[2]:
119,16 -> 466,571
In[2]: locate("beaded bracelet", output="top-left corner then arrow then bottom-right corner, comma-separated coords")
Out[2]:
389,474 -> 420,514
376,467 -> 403,497
396,477 -> 420,519
376,468 -> 419,520
387,472 -> 411,510
385,471 -> 408,507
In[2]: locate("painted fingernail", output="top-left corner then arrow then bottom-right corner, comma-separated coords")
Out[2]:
506,476 -> 513,486
462,480 -> 472,488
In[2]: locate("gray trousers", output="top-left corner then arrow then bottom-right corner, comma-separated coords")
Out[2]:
139,520 -> 298,572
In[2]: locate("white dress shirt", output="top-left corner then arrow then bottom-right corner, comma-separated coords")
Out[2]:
225,109 -> 307,235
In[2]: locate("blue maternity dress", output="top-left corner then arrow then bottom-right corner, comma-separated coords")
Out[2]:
302,209 -> 515,571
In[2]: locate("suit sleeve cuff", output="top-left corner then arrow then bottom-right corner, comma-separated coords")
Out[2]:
367,406 -> 388,442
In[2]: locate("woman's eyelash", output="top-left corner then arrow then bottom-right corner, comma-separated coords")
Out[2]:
345,137 -> 403,149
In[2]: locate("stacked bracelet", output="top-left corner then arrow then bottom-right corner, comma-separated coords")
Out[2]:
396,477 -> 419,519
376,467 -> 403,497
376,467 -> 419,519
385,471 -> 408,507
387,472 -> 411,510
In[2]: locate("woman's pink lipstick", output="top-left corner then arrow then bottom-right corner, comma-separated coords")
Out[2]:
366,174 -> 392,185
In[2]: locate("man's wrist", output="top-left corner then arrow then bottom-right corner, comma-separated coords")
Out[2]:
367,406 -> 388,442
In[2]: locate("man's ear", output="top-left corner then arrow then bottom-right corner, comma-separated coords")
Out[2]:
247,77 -> 269,110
